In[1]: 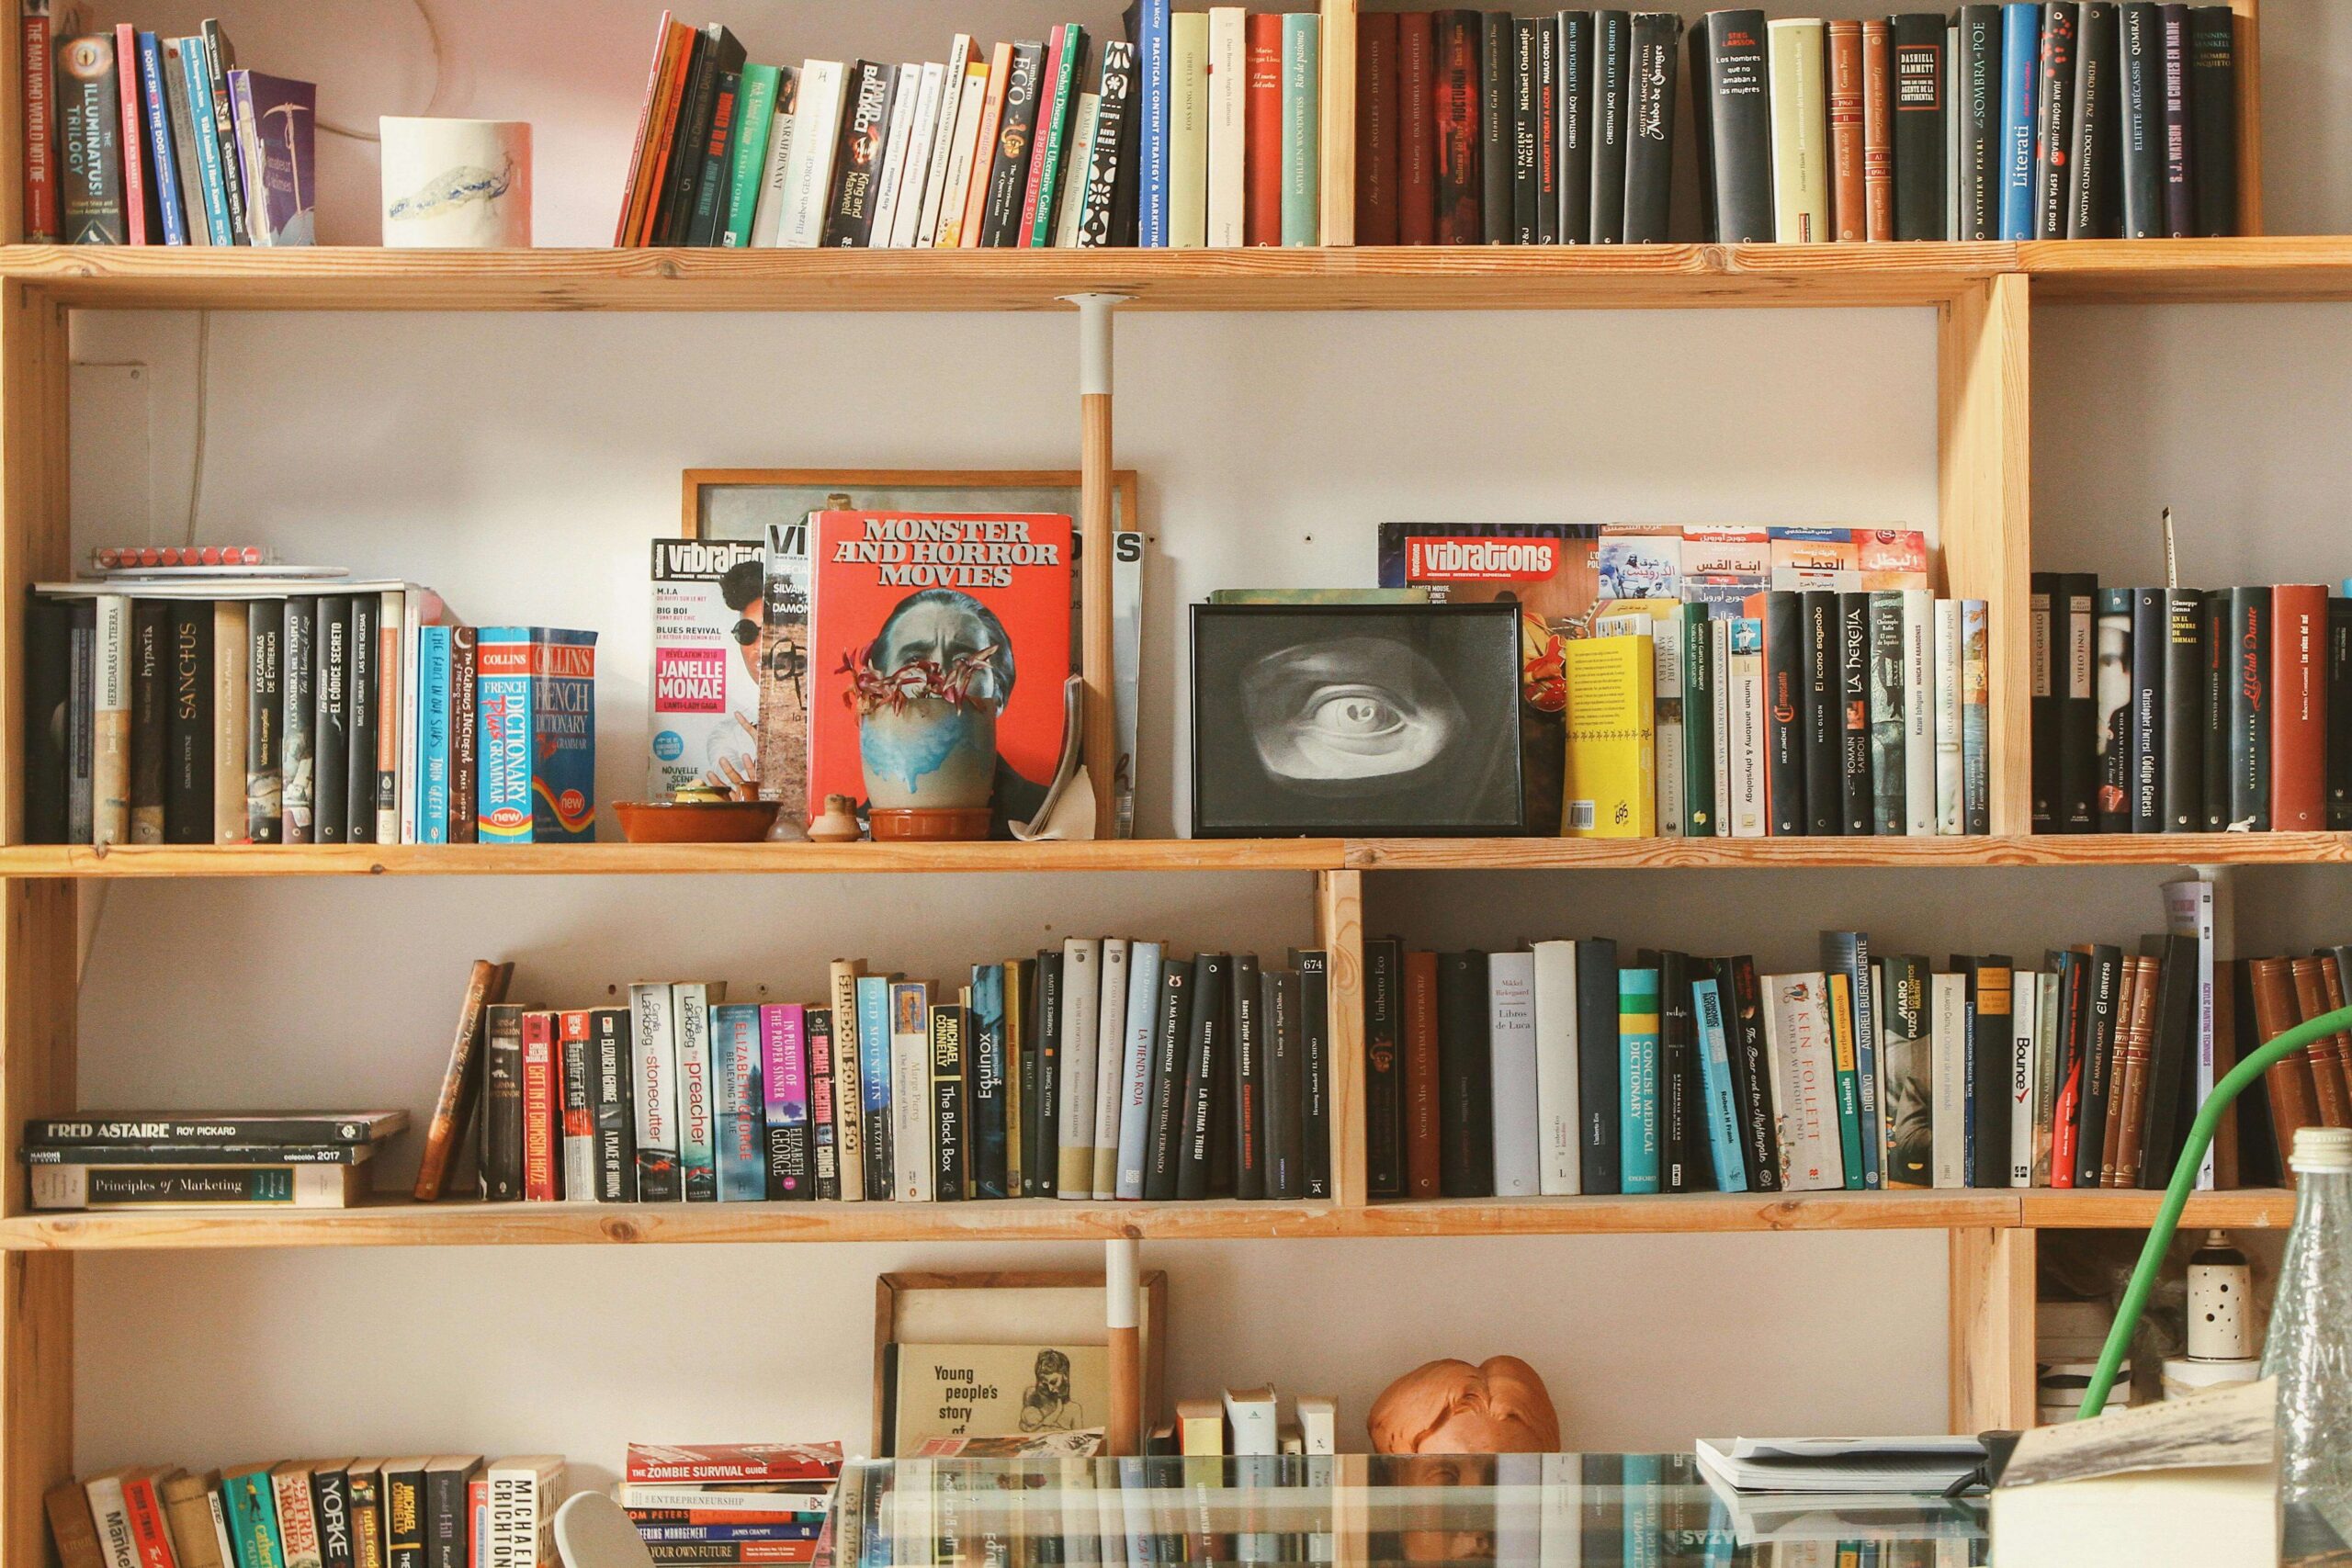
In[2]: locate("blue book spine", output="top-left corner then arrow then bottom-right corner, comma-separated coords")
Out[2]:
415,625 -> 450,845
136,34 -> 187,245
178,41 -> 234,245
857,971 -> 893,1159
676,985 -> 718,1201
1690,978 -> 1748,1193
529,628 -> 596,842
1136,0 -> 1171,245
1998,5 -> 2041,239
1619,967 -> 1661,1195
710,1003 -> 766,1201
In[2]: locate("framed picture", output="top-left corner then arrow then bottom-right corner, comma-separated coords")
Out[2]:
682,468 -> 1140,544
1190,603 -> 1527,837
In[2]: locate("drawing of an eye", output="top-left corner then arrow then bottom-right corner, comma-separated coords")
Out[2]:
1238,636 -> 1464,793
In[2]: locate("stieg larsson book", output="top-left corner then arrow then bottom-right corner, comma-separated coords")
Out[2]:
808,512 -> 1073,835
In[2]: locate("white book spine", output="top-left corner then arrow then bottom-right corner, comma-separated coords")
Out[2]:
1054,93 -> 1102,249
911,41 -> 974,246
2032,956 -> 2064,1186
1205,7 -> 1248,244
396,594 -> 423,843
1931,972 -> 1968,1188
1538,1453 -> 1583,1568
780,61 -> 845,247
1115,941 -> 1163,1198
1765,972 -> 1841,1190
1222,1391 -> 1280,1455
91,593 -> 129,846
1711,618 -> 1733,836
1766,20 -> 1829,242
867,62 -> 925,247
1728,619 -> 1767,838
86,1478 -> 139,1568
1934,598 -> 1963,834
932,61 -> 990,245
1091,938 -> 1131,1197
1902,588 -> 1936,835
1653,614 -> 1685,837
1532,940 -> 1583,1196
629,982 -> 678,1199
673,983 -> 715,1198
1057,938 -> 1103,1198
2164,878 -> 2219,1189
1487,952 -> 1541,1198
2009,972 -> 2039,1188
887,62 -> 948,248
891,987 -> 933,1202
747,67 -> 799,246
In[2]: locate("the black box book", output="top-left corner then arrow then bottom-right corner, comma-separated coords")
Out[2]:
1298,948 -> 1332,1200
2032,4 -> 2080,239
979,46 -> 1044,247
2057,573 -> 2100,830
1482,12 -> 1514,243
2075,945 -> 2124,1189
2117,3 -> 2164,237
1143,959 -> 1193,1201
1890,13 -> 1948,241
129,600 -> 166,843
1435,949 -> 1494,1197
1700,9 -> 1772,242
480,1002 -> 524,1202
345,594 -> 377,844
1800,591 -> 1841,835
1557,9 -> 1595,244
2162,590 -> 2206,830
166,600 -> 213,844
1577,937 -> 1622,1194
592,1006 -> 639,1202
1510,17 -> 1540,243
25,597 -> 70,844
1622,11 -> 1680,243
1654,949 -> 1700,1193
1230,952 -> 1264,1200
2329,599 -> 2352,830
1589,11 -> 1630,243
2224,585 -> 2271,831
1365,936 -> 1406,1197
1030,948 -> 1063,1199
2186,6 -> 2236,235
2129,588 -> 2166,833
1762,590 -> 1805,836
2158,5 -> 2192,238
1956,6 -> 2001,241
1838,592 -> 1873,835
1262,966 -> 1306,1200
1177,953 -> 1230,1201
245,597 -> 283,843
2069,3 -> 2121,237
932,1003 -> 967,1201
2137,932 -> 2198,1186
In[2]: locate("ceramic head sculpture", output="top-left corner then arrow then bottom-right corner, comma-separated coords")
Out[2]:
1367,1355 -> 1562,1454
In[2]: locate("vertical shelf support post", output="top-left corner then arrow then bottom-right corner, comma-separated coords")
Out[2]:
1066,293 -> 1130,838
1950,1225 -> 2037,1434
1317,870 -> 1367,1207
1105,1235 -> 1142,1457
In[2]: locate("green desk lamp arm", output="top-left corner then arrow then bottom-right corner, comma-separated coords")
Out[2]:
2077,1002 -> 2352,1420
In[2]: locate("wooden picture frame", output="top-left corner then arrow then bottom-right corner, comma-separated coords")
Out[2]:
681,468 -> 1141,543
873,1269 -> 1169,1458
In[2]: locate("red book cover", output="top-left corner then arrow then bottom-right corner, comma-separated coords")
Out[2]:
2271,583 -> 2328,830
21,5 -> 54,242
1432,9 -> 1480,244
808,512 -> 1073,834
615,9 -> 679,243
1396,12 -> 1438,243
626,1443 -> 845,1484
1355,11 -> 1401,244
1403,949 -> 1442,1197
634,21 -> 697,245
1017,25 -> 1068,246
522,1010 -> 560,1201
113,23 -> 145,244
1245,13 -> 1284,245
119,1476 -> 175,1568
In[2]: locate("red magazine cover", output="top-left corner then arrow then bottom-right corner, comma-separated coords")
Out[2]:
625,1442 -> 844,1483
808,512 -> 1073,837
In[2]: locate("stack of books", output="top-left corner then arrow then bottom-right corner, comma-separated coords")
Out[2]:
419,942 -> 1336,1208
2030,576 -> 2351,835
45,1456 -> 565,1568
24,558 -> 598,848
19,1110 -> 406,1213
23,15 -> 317,245
618,1443 -> 839,1567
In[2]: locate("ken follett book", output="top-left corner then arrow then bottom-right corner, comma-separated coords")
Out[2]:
808,512 -> 1073,836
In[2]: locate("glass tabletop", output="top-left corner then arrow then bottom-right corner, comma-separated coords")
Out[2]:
824,1452 -> 1990,1567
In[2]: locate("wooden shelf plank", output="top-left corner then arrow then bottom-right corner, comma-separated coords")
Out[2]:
1345,1191 -> 2019,1234
2023,237 -> 2352,303
0,840 -> 1346,876
1345,832 -> 2352,870
0,243 -> 2014,312
2019,1189 -> 2300,1229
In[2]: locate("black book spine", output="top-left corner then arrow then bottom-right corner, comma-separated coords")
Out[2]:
1957,6 -> 2002,241
2186,6 -> 2236,235
1763,591 -> 1805,836
1589,11 -> 1630,242
1177,953 -> 1229,1201
127,600 -> 167,844
2069,3 -> 2121,236
1230,952 -> 1264,1200
1724,955 -> 1781,1190
1576,937 -> 1622,1195
1481,11 -> 1515,243
64,604 -> 92,843
1298,949 -> 1331,1200
593,1007 -> 639,1201
2224,585 -> 2271,830
280,597 -> 316,844
1262,967 -> 1302,1200
931,1005 -> 967,1201
1365,937 -> 1405,1197
2203,590 -> 2232,829
2158,4 -> 2193,237
2095,589 -> 2134,832
25,598 -> 71,844
1079,41 -> 1137,246
1656,950 -> 1699,1193
2118,3 -> 2164,237
312,595 -> 349,844
345,593 -> 377,845
312,1472 -> 355,1568
1435,10 -> 1484,245
686,69 -> 742,247
1511,18 -> 1540,243
1622,10 -> 1679,243
1891,12 -> 1948,240
655,30 -> 718,245
1967,956 -> 2015,1190
423,1466 -> 474,1568
1801,591 -> 1842,835
970,976 -> 1008,1200
2075,947 -> 2123,1189
2329,599 -> 2352,830
2129,588 -> 2166,833
1701,10 -> 1772,243
245,597 -> 283,843
1534,18 -> 1560,243
978,46 -> 1043,248
481,1005 -> 523,1201
1142,962 -> 1193,1201
1557,9 -> 1595,244
1838,592 -> 1873,835
1434,949 -> 1494,1197
831,59 -> 902,248
1031,951 -> 1063,1198
2057,573 -> 2100,829
2030,572 -> 2058,830
1687,17 -> 1719,242
2136,933 -> 2198,1186
57,34 -> 125,244
165,601 -> 213,843
1868,591 -> 1906,836
2161,590 -> 2206,830
2033,4 -> 2080,239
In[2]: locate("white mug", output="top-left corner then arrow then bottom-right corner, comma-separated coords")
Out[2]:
379,117 -> 532,247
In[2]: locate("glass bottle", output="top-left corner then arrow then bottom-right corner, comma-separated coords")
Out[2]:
2263,1125 -> 2352,1540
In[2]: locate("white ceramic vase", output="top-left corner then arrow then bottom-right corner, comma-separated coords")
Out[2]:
379,117 -> 532,247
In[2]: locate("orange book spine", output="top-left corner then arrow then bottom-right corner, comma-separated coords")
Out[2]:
2098,957 -> 2143,1187
2110,956 -> 2161,1187
413,958 -> 512,1200
1826,20 -> 1865,241
634,24 -> 697,246
1403,950 -> 1442,1198
1246,14 -> 1286,245
1859,19 -> 1894,242
616,10 -> 680,243
2250,956 -> 2323,1179
2291,957 -> 2352,1128
959,45 -> 1014,248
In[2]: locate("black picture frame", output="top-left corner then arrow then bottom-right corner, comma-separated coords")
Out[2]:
1190,603 -> 1527,838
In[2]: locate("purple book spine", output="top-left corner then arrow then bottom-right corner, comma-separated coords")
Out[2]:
228,68 -> 316,244
762,1002 -> 811,1199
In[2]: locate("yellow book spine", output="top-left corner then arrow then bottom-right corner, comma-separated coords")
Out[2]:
1561,636 -> 1657,837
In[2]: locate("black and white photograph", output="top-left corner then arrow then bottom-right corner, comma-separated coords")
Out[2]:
1190,604 -> 1525,837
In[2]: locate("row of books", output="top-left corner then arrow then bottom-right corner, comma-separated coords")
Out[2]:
420,942 -> 1335,1208
19,1111 -> 407,1213
23,14 -> 317,245
620,1444 -> 839,1567
24,573 -> 598,847
1358,883 -> 2228,1199
2029,578 -> 2352,834
45,1456 -> 566,1568
616,7 -> 1339,252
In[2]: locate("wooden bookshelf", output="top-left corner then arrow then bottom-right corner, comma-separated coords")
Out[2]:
1344,832 -> 2352,871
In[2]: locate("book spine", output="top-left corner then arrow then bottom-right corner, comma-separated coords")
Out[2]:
1836,592 -> 1871,833
1860,19 -> 1894,240
630,983 -> 679,1201
1092,940 -> 1132,1198
1617,965 -> 1660,1194
1574,939 -> 1622,1193
1144,960 -> 1193,1200
2158,3 -> 2192,236
1766,19 -> 1826,241
89,595 -> 129,846
65,605 -> 90,843
1996,3 -> 2038,238
2030,572 -> 2057,829
1954,6 -> 1999,239
1704,10 -> 1774,243
1533,16 -> 1559,243
2118,3 -> 2163,235
1826,970 -> 1865,1189
522,1010 -> 560,1201
825,60 -> 898,246
1178,954 -> 1230,1200
2160,589 -> 2206,829
1254,13 -> 1295,245
1027,26 -> 1085,246
758,1004 -> 807,1200
722,62 -> 781,247
685,69 -> 741,246
1114,946 -> 1159,1199
1363,938 -> 1404,1197
1137,0 -> 1172,245
198,20 -> 245,243
1962,598 -> 1992,834
21,4 -> 53,242
344,593 -> 376,842
243,596 -> 281,841
2033,4 -> 2079,238
1826,932 -> 1880,1189
1827,19 -> 1865,241
2186,5 -> 2236,234
1555,9 -> 1590,244
1355,10 -> 1402,245
1078,44 -> 1137,247
855,977 -> 895,1199
2070,4 -> 2120,236
1682,601 -> 1720,835
136,33 -> 187,244
1761,592 -> 1805,836
127,599 -> 168,841
1901,589 -> 1935,835
1867,591 -> 1905,835
806,1009 -> 840,1200
931,1004 -> 967,1199
112,25 -> 145,244
1621,12 -> 1678,243
1891,12 -> 1945,240
1168,16 -> 1209,245
1476,11 -> 1511,243
560,1010 -> 598,1201
1282,13 -> 1322,244
2225,586 -> 2271,830
592,1006 -> 638,1201
209,602 -> 246,844
2272,584 -> 2328,830
676,984 -> 719,1201
2331,599 -> 2352,831
2128,588 -> 2165,832
1589,11 -> 1628,242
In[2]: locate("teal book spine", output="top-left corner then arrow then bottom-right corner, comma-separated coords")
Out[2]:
177,40 -> 235,246
1618,967 -> 1661,1194
1829,972 -> 1866,1191
723,62 -> 782,246
415,625 -> 450,845
1280,14 -> 1320,244
222,1472 -> 284,1568
856,972 -> 895,1199
1690,976 -> 1748,1192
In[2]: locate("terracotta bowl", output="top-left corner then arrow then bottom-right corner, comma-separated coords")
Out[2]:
609,799 -> 782,844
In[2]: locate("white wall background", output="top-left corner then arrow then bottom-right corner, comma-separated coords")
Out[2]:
54,0 -> 2352,1477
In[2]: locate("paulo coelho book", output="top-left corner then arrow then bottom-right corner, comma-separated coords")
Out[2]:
477,627 -> 596,842
808,512 -> 1073,834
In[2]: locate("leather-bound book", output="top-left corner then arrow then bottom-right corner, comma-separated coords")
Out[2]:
2249,956 -> 2324,1180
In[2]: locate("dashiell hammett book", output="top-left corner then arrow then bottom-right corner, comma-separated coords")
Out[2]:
809,512 -> 1073,838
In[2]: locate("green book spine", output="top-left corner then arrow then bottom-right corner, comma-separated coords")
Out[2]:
1280,14 -> 1320,243
723,63 -> 782,247
1027,25 -> 1086,246
221,1472 -> 284,1568
1680,601 -> 1716,835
